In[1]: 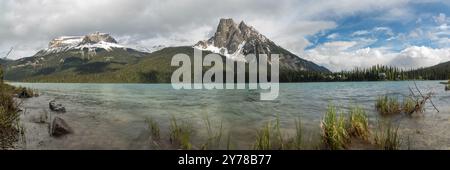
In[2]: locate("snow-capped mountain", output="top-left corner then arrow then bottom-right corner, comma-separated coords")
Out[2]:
194,18 -> 330,72
194,19 -> 272,61
35,32 -> 128,56
4,32 -> 149,78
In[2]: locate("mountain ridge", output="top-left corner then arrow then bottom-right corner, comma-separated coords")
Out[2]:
3,19 -> 332,82
194,18 -> 330,72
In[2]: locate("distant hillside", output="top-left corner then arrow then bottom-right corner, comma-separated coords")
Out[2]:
4,47 -> 147,82
407,61 -> 450,80
13,47 -> 198,83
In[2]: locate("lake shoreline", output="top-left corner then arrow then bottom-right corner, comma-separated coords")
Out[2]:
5,80 -> 450,84
9,81 -> 450,150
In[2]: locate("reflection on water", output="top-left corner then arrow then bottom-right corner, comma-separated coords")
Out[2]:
10,81 -> 450,149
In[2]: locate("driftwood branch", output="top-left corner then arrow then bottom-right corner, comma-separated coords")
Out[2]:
407,81 -> 439,115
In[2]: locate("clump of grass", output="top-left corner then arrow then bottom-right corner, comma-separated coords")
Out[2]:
347,106 -> 370,141
169,116 -> 193,150
284,118 -> 303,150
293,118 -> 303,149
375,95 -> 401,115
200,114 -> 224,150
321,105 -> 349,150
15,87 -> 38,98
374,120 -> 401,150
0,81 -> 38,98
274,115 -> 285,149
253,121 -> 273,150
402,97 -> 417,114
253,114 -> 288,150
146,117 -> 160,141
0,85 -> 24,149
226,132 -> 232,150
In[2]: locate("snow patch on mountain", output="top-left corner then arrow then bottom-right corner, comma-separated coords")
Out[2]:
35,32 -> 127,56
134,45 -> 166,53
194,40 -> 247,61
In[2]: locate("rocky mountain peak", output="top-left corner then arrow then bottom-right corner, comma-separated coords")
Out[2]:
38,32 -> 125,56
194,18 -> 330,72
194,18 -> 272,60
80,32 -> 118,45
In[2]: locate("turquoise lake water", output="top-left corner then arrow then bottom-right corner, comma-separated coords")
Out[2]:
10,81 -> 450,149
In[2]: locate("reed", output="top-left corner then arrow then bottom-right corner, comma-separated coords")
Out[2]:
169,116 -> 193,150
321,105 -> 349,150
253,121 -> 273,150
375,95 -> 401,115
0,77 -> 24,149
292,118 -> 303,149
402,97 -> 417,114
347,106 -> 370,141
374,120 -> 401,150
146,117 -> 160,141
200,113 -> 224,150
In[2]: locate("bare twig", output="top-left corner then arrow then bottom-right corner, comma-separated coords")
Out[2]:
415,81 -> 439,113
413,81 -> 424,98
408,86 -> 418,102
408,81 -> 439,114
427,92 -> 439,113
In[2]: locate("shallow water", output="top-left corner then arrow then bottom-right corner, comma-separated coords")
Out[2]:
10,81 -> 450,149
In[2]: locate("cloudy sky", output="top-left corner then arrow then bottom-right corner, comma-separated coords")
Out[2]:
1,0 -> 450,71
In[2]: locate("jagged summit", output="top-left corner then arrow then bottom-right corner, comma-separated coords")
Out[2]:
194,18 -> 330,72
194,18 -> 272,61
36,32 -> 126,56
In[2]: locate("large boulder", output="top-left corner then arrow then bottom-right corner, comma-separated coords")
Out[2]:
49,100 -> 66,113
51,117 -> 73,137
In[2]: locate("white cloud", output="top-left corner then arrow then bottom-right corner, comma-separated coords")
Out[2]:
352,27 -> 394,38
377,7 -> 414,22
319,41 -> 357,51
0,0 -> 412,59
303,42 -> 392,71
304,43 -> 450,71
390,46 -> 450,68
327,33 -> 339,39
374,27 -> 395,36
351,30 -> 370,36
433,13 -> 448,25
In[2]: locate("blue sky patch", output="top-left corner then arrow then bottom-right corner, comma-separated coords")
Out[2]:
305,1 -> 450,51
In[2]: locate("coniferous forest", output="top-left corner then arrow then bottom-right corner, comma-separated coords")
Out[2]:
279,64 -> 450,82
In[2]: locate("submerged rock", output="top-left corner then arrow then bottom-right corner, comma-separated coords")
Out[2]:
51,117 -> 73,137
49,100 -> 66,113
